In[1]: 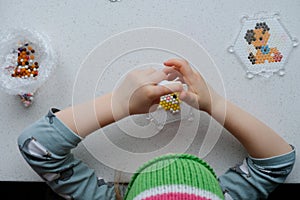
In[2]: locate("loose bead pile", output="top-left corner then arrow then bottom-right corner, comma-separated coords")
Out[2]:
10,42 -> 39,79
158,93 -> 181,114
18,92 -> 34,107
4,42 -> 40,107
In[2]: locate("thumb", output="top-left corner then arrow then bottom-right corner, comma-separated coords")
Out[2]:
179,90 -> 200,109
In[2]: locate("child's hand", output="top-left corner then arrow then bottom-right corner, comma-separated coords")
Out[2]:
163,58 -> 220,114
112,68 -> 183,117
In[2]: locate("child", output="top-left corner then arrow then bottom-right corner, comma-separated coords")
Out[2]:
18,58 -> 295,200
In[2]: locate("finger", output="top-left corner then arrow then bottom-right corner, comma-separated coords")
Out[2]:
179,90 -> 199,109
162,67 -> 175,74
163,58 -> 194,77
162,67 -> 184,82
152,82 -> 183,98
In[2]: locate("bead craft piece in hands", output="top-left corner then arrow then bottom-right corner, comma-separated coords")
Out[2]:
228,12 -> 298,78
147,79 -> 193,129
157,80 -> 183,114
158,92 -> 181,114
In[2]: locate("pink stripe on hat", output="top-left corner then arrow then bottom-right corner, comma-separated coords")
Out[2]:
142,192 -> 211,200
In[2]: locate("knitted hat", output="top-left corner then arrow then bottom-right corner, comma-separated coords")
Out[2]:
124,153 -> 224,200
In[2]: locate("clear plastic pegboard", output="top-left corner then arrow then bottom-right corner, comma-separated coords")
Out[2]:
147,101 -> 194,130
228,12 -> 298,78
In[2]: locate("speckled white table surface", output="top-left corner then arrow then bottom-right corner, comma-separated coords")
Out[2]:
0,0 -> 299,183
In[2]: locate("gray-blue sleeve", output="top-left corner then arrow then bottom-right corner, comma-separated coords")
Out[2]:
218,146 -> 296,200
17,108 -> 127,200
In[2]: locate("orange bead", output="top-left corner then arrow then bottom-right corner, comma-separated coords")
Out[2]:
28,46 -> 32,50
30,55 -> 35,59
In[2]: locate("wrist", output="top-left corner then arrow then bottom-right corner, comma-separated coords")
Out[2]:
206,93 -> 226,116
110,93 -> 130,121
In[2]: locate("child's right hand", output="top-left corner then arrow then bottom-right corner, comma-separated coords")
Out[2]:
163,58 -> 221,114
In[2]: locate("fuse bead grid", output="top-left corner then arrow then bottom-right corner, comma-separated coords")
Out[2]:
230,13 -> 297,78
245,22 -> 283,65
158,92 -> 181,114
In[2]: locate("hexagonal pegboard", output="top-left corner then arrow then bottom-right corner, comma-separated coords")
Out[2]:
228,12 -> 298,78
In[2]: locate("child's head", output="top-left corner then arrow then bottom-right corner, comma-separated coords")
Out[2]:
124,154 -> 224,200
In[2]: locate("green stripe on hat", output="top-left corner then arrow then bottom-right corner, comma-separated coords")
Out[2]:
124,153 -> 224,200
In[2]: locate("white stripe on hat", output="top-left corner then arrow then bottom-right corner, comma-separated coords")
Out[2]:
133,184 -> 223,200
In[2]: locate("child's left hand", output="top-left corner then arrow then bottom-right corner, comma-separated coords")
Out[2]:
112,68 -> 183,117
